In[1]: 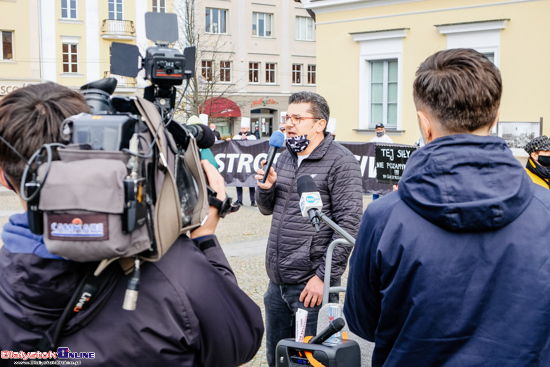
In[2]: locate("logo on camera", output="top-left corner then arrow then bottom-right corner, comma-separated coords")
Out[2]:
47,214 -> 109,241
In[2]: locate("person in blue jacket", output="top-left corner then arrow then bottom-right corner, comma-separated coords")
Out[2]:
345,48 -> 550,366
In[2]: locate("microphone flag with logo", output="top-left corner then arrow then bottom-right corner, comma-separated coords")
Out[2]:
297,175 -> 323,231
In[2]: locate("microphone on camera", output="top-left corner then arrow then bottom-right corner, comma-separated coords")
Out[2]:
309,317 -> 345,344
167,121 -> 216,149
184,123 -> 216,149
260,131 -> 285,184
297,175 -> 323,232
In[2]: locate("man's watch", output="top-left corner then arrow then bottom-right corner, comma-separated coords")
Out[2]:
208,195 -> 239,218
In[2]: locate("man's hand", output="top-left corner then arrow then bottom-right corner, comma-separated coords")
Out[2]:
299,275 -> 324,308
255,159 -> 277,190
190,160 -> 225,239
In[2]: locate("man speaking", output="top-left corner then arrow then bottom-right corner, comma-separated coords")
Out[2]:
255,91 -> 363,367
345,48 -> 550,366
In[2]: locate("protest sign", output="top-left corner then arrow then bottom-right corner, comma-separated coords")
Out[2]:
374,144 -> 417,184
209,140 -> 413,194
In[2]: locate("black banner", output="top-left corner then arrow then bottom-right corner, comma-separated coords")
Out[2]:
375,144 -> 418,184
209,140 -> 415,194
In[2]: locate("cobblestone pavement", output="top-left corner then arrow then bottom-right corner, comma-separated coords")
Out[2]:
0,185 -> 371,366
218,187 -> 371,366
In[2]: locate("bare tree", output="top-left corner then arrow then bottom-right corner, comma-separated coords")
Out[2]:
173,0 -> 244,122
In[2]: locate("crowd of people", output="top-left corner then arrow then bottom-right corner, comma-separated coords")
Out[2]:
0,47 -> 549,367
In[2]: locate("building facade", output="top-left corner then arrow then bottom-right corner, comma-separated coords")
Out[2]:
0,0 -> 173,97
0,0 -> 42,98
301,0 -> 550,151
0,0 -> 317,140
195,0 -> 317,138
38,0 -> 162,94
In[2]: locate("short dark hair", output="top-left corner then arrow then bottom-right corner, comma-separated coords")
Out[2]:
0,82 -> 90,190
288,91 -> 330,131
413,48 -> 502,133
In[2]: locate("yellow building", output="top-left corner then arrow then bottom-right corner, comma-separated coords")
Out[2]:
1,0 -> 316,138
0,0 -> 42,97
0,0 -> 173,96
302,0 -> 550,154
39,0 -> 145,93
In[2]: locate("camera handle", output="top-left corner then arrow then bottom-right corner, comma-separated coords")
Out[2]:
144,73 -> 192,127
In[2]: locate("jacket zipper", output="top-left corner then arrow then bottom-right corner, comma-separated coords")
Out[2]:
274,160 -> 301,284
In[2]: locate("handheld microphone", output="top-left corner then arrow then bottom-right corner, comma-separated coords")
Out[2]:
297,175 -> 323,232
309,317 -> 345,344
260,131 -> 285,184
167,121 -> 216,149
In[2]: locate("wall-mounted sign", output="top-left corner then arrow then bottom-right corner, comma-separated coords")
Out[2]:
0,81 -> 40,96
0,84 -> 21,96
251,97 -> 279,107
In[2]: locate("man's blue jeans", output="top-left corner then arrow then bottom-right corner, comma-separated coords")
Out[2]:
264,279 -> 339,367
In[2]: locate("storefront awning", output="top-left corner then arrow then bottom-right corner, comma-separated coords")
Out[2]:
199,97 -> 241,118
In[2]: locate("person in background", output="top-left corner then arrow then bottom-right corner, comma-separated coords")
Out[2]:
279,124 -> 287,137
370,122 -> 393,143
210,123 -> 221,140
0,82 -> 264,366
326,117 -> 337,140
229,117 -> 257,206
255,91 -> 363,367
279,113 -> 287,138
254,126 -> 261,140
229,118 -> 257,141
345,48 -> 550,366
371,122 -> 393,201
523,135 -> 550,188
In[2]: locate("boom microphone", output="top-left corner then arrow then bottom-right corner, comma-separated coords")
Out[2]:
297,175 -> 323,232
260,131 -> 285,184
309,317 -> 346,344
167,121 -> 216,149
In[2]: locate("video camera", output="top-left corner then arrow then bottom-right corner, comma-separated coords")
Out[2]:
110,12 -> 195,115
0,14 -> 227,349
23,12 -> 212,268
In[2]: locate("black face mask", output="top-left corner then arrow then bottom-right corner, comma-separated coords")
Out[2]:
538,155 -> 550,167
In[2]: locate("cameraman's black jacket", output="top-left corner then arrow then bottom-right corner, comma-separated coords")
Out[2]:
0,213 -> 263,366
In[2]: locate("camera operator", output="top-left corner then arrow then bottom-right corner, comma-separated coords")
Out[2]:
0,82 -> 263,366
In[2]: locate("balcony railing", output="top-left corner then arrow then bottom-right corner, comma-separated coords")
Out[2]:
104,72 -> 137,88
101,19 -> 136,38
